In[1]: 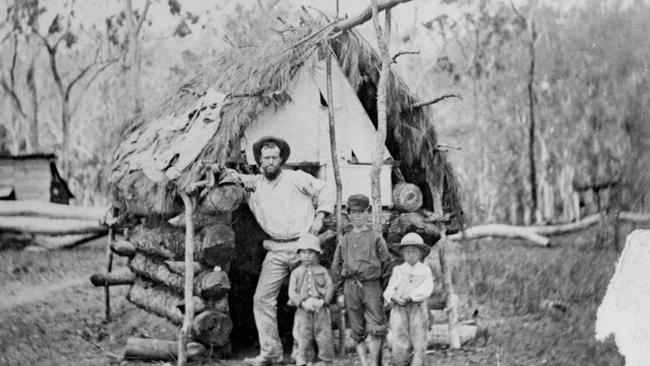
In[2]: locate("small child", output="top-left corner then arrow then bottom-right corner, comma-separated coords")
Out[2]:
383,232 -> 434,366
332,194 -> 392,366
288,233 -> 335,366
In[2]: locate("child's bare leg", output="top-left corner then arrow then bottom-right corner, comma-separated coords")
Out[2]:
367,335 -> 383,366
356,341 -> 370,366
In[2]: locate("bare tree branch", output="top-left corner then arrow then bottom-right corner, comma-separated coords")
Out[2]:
10,35 -> 18,89
0,78 -> 27,117
411,93 -> 462,109
391,50 -> 420,63
135,0 -> 152,36
332,0 -> 413,33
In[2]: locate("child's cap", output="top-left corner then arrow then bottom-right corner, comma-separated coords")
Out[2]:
395,232 -> 431,256
347,194 -> 370,211
296,233 -> 322,254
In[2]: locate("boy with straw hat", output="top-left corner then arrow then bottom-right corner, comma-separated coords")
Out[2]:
287,233 -> 335,366
383,232 -> 434,366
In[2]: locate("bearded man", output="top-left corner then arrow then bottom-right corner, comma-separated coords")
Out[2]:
239,136 -> 335,366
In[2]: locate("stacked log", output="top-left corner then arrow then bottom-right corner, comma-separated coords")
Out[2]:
91,181 -> 244,361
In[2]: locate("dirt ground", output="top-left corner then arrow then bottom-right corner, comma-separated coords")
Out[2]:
0,237 -> 625,366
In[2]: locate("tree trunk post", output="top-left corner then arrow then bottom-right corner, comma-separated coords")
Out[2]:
324,45 -> 345,355
178,192 -> 195,366
370,1 -> 391,233
104,225 -> 114,322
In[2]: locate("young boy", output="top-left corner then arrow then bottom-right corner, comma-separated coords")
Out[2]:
332,194 -> 392,366
288,233 -> 335,366
383,232 -> 434,366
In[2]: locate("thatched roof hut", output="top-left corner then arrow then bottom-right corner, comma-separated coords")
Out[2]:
109,20 -> 461,220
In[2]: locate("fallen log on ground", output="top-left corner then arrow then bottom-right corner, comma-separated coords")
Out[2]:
0,201 -> 109,221
90,268 -> 136,286
529,214 -> 601,236
0,216 -> 106,235
33,232 -> 106,250
618,211 -> 650,223
124,337 -> 206,361
448,224 -> 550,246
110,238 -> 136,257
526,211 -> 650,236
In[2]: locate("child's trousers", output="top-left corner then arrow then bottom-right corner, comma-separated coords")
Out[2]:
387,300 -> 430,366
292,306 -> 335,365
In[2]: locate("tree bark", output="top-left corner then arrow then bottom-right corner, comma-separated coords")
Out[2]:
0,201 -> 109,221
129,224 -> 192,260
129,253 -> 185,294
527,21 -> 538,223
90,268 -> 135,286
127,279 -> 186,324
124,338 -> 206,361
370,1 -> 391,232
165,261 -> 210,276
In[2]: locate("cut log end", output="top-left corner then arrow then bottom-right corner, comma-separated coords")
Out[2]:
90,268 -> 135,286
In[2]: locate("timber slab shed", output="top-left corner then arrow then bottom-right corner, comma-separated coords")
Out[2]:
0,153 -> 74,204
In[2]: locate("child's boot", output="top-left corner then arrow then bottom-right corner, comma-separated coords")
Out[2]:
367,336 -> 383,366
356,341 -> 370,366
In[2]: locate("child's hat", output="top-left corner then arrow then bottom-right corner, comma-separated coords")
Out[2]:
296,233 -> 322,254
395,232 -> 431,256
347,194 -> 370,210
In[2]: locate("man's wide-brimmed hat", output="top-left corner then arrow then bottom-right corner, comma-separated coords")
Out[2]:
296,233 -> 322,254
252,136 -> 291,165
394,232 -> 431,256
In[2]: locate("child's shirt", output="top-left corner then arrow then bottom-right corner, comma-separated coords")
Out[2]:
288,263 -> 334,307
383,262 -> 434,304
331,226 -> 392,288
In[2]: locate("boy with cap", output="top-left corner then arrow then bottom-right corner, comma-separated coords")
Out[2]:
331,194 -> 392,366
383,232 -> 434,366
288,233 -> 335,366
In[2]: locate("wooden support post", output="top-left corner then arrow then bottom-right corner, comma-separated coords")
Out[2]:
324,44 -> 345,356
104,219 -> 115,322
178,192 -> 195,366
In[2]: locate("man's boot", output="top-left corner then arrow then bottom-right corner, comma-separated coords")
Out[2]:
356,341 -> 370,366
367,336 -> 383,366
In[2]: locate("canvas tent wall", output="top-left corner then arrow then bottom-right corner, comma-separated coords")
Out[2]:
242,54 -> 393,205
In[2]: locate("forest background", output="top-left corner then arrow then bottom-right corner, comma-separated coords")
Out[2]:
0,0 -> 648,227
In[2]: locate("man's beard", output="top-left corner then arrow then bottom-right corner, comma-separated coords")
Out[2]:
263,167 -> 281,180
